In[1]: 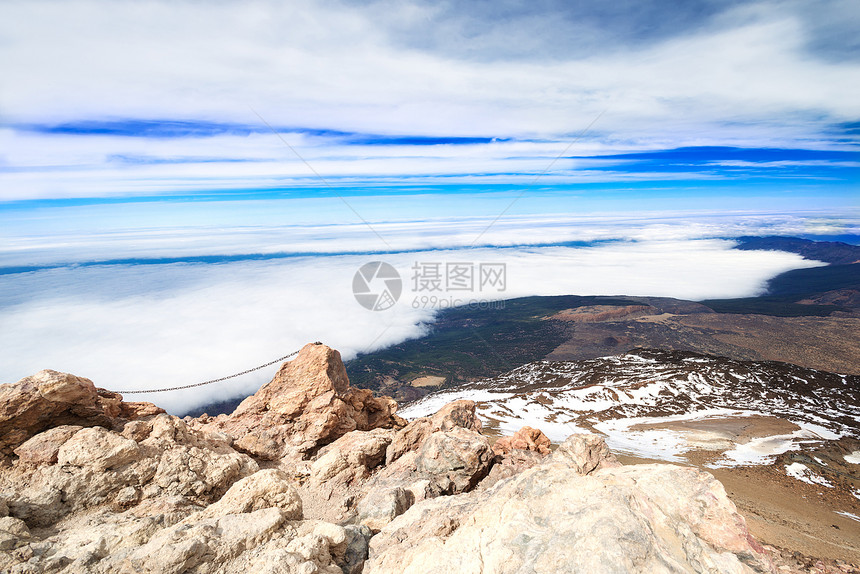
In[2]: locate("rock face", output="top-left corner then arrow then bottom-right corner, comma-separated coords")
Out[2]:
199,343 -> 403,460
367,434 -> 773,574
2,413 -> 259,528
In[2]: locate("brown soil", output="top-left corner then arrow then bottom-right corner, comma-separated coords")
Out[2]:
546,312 -> 860,375
410,375 -> 446,388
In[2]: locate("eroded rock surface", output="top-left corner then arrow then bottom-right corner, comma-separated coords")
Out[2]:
0,369 -> 163,458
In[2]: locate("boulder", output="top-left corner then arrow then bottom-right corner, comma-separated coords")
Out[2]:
13,425 -> 82,464
341,524 -> 373,574
491,425 -> 551,456
2,415 -> 258,527
415,428 -> 494,495
386,399 -> 482,464
57,426 -> 141,471
367,435 -> 773,574
356,486 -> 414,533
549,432 -> 621,475
200,469 -> 302,520
310,429 -> 395,487
199,343 -> 403,460
0,370 -> 163,458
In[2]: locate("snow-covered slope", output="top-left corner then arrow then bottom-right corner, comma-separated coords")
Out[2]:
400,349 -> 860,467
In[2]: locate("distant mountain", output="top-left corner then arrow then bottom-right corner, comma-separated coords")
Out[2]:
735,236 -> 860,264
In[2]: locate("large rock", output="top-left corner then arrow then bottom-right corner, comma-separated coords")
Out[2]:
415,428 -> 494,495
367,435 -> 773,574
0,370 -> 163,458
200,343 -> 403,460
356,486 -> 414,533
549,432 -> 621,475
386,400 -> 482,464
310,429 -> 395,488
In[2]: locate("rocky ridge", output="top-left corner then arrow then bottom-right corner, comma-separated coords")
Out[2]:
0,343 -> 852,573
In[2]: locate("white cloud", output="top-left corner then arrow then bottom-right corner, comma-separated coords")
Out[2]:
0,236 -> 824,414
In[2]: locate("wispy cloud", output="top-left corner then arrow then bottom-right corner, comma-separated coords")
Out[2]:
0,0 -> 858,202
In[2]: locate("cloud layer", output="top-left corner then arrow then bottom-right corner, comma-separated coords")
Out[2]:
0,233 -> 825,414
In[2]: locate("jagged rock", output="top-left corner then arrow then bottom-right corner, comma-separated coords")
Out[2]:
367,435 -> 773,574
340,525 -> 373,574
199,343 -> 403,460
0,370 -> 163,458
57,426 -> 141,471
549,432 -> 621,475
479,448 -> 547,489
1,414 -> 258,527
491,425 -> 551,456
356,486 -> 414,533
0,352 -> 790,574
199,469 -> 302,520
386,400 -> 482,464
415,428 -> 493,495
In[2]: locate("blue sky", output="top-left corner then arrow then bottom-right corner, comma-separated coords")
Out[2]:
1,0 -> 858,216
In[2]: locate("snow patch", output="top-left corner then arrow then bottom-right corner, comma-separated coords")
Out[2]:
844,451 -> 860,464
785,463 -> 833,487
836,511 -> 860,523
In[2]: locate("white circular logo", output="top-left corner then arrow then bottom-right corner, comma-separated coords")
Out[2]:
352,261 -> 402,311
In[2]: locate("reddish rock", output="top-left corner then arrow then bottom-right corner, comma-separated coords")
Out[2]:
492,426 -> 551,456
12,425 -> 82,465
202,343 -> 403,460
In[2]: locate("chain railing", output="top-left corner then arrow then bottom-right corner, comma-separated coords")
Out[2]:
111,342 -> 322,394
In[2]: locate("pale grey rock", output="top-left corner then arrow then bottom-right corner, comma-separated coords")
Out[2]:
356,486 -> 414,533
415,428 -> 493,495
549,432 -> 621,475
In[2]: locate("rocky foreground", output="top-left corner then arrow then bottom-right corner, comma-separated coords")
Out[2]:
0,343 -> 855,573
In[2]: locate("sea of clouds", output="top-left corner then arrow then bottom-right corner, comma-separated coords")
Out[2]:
2,209 -> 849,414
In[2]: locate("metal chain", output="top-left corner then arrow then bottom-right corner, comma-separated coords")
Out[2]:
112,342 -> 322,394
